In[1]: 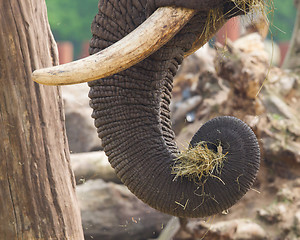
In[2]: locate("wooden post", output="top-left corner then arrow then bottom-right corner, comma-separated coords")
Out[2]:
0,0 -> 84,239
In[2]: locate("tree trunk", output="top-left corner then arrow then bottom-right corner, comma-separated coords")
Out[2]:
282,0 -> 300,70
0,0 -> 84,239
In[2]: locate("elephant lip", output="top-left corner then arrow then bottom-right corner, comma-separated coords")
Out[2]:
31,7 -> 196,86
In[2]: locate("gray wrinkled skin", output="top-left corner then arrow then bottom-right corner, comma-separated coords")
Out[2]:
88,0 -> 260,217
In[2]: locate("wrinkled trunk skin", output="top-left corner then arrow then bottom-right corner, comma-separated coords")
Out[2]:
88,0 -> 259,218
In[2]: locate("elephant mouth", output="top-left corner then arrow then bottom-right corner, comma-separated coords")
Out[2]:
31,1 -> 262,86
32,7 -> 196,85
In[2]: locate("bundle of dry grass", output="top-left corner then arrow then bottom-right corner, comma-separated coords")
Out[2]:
185,0 -> 272,56
211,0 -> 271,36
172,142 -> 227,184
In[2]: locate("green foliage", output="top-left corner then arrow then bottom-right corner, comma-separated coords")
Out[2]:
269,0 -> 297,41
45,0 -> 297,48
46,0 -> 98,43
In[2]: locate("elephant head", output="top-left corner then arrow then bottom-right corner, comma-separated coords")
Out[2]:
32,0 -> 262,218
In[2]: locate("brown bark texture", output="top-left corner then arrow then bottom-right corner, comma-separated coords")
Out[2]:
0,0 -> 84,239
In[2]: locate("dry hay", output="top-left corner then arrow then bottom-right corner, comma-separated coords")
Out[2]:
201,0 -> 272,42
172,141 -> 227,184
184,0 -> 273,56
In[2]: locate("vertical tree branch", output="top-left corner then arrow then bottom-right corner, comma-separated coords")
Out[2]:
0,0 -> 84,239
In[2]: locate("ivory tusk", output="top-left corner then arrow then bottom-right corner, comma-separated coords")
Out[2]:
32,7 -> 196,86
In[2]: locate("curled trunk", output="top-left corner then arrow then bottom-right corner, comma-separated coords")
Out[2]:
88,0 -> 260,217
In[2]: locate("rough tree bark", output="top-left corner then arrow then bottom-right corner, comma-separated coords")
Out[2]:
0,0 -> 84,239
282,0 -> 300,71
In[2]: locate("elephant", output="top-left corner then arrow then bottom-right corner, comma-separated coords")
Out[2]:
33,0 -> 261,218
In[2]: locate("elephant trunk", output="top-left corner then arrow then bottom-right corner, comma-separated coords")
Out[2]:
88,39 -> 188,216
88,1 -> 260,217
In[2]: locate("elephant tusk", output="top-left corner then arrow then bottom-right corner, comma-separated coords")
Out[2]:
32,7 -> 196,86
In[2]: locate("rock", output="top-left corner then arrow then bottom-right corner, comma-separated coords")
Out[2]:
264,39 -> 281,66
61,84 -> 102,153
173,44 -> 216,98
77,179 -> 170,240
262,136 -> 300,179
257,204 -> 287,224
277,186 -> 295,202
234,33 -> 268,59
234,219 -> 267,240
261,94 -> 296,120
172,95 -> 202,134
267,68 -> 297,97
70,151 -> 120,184
187,219 -> 267,240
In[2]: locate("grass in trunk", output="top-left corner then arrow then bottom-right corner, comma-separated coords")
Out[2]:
172,141 -> 227,184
